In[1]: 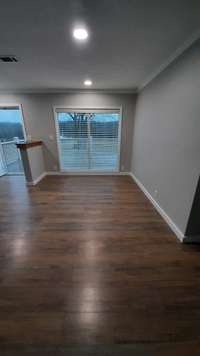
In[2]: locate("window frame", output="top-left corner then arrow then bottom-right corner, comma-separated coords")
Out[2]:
53,106 -> 122,173
0,103 -> 27,141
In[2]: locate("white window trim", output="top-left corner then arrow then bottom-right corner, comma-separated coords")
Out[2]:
53,106 -> 123,173
0,103 -> 27,141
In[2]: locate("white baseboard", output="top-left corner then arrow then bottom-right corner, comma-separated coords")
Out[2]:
23,169 -> 200,244
129,172 -> 184,242
25,169 -> 188,243
26,171 -> 128,184
46,171 -> 130,176
26,172 -> 46,186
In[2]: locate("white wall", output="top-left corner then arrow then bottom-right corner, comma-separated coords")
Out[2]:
132,39 -> 200,236
0,93 -> 136,172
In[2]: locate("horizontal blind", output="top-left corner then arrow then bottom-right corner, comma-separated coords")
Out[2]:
56,111 -> 120,171
90,113 -> 119,170
56,108 -> 120,114
57,112 -> 89,170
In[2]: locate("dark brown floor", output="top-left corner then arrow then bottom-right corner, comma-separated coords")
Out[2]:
0,175 -> 200,355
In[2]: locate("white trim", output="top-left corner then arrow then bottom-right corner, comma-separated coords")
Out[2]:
53,106 -> 122,173
26,172 -> 46,186
0,103 -> 27,141
55,107 -> 121,113
117,107 -> 123,172
53,106 -> 62,171
139,29 -> 200,92
53,105 -> 123,111
0,103 -> 27,176
24,169 -> 196,243
0,89 -> 137,95
19,104 -> 27,141
129,172 -> 184,242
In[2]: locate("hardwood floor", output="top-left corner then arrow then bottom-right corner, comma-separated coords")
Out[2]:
0,175 -> 200,355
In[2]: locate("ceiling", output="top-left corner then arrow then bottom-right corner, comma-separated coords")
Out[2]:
0,0 -> 200,92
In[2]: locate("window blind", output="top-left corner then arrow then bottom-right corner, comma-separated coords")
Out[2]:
56,110 -> 120,171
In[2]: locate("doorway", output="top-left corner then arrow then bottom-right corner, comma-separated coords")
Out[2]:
0,105 -> 26,175
55,108 -> 121,172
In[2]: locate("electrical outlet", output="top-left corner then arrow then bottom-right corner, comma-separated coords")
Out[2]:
154,189 -> 158,197
121,165 -> 125,171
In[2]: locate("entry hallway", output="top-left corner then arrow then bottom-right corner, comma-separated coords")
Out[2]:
0,175 -> 200,355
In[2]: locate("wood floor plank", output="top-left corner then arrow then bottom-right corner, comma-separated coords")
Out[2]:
0,175 -> 200,354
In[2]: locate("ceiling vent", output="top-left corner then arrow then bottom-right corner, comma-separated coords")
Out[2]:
0,56 -> 18,62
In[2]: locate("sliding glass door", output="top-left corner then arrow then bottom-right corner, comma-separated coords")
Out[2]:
0,144 -> 6,176
0,106 -> 25,175
55,109 -> 121,171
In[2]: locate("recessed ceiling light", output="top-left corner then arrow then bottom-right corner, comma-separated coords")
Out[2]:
84,79 -> 92,86
73,28 -> 88,40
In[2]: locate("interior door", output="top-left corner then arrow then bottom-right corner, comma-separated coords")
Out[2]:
0,143 -> 6,176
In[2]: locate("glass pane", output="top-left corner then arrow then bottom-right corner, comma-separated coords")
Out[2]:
0,108 -> 24,174
57,112 -> 89,170
0,109 -> 24,142
90,113 -> 119,171
56,111 -> 120,172
0,145 -> 6,176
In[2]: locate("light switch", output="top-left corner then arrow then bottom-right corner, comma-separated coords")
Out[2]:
49,135 -> 54,141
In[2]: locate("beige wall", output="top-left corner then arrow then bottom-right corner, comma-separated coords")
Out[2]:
132,39 -> 200,237
0,93 -> 136,172
27,146 -> 45,182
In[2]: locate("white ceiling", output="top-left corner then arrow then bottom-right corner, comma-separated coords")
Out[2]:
0,0 -> 200,92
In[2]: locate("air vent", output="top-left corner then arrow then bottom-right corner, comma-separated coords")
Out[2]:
0,56 -> 18,62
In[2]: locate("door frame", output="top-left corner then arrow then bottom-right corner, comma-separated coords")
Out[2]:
53,106 -> 123,173
0,103 -> 27,175
0,103 -> 27,140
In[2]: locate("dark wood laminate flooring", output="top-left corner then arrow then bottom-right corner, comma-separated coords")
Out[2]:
0,175 -> 200,355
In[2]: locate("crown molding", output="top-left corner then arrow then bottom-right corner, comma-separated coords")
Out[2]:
0,88 -> 138,95
138,28 -> 200,92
